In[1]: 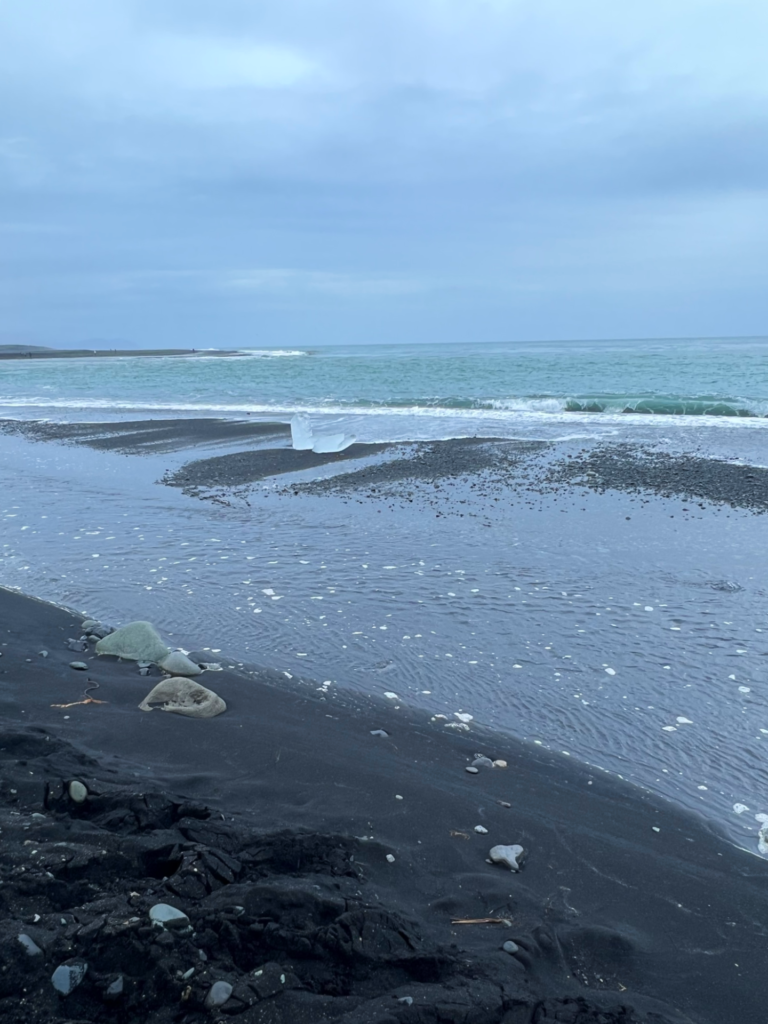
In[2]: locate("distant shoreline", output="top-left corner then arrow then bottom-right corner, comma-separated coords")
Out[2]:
0,345 -> 239,360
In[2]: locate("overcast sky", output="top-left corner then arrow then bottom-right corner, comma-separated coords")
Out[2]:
1,0 -> 766,348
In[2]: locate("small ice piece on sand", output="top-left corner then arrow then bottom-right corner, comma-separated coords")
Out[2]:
474,825 -> 489,834
383,692 -> 399,700
472,756 -> 494,768
733,803 -> 749,814
758,818 -> 768,858
493,760 -> 508,768
605,667 -> 616,676
676,717 -> 693,725
454,712 -> 473,723
370,729 -> 389,738
489,844 -> 525,871
290,415 -> 314,450
386,854 -> 396,863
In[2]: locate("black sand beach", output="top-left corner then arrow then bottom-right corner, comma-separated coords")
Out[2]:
2,585 -> 768,1024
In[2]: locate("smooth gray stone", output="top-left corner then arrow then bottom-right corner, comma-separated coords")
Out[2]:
67,639 -> 88,652
158,650 -> 203,676
81,619 -> 100,631
465,766 -> 479,774
205,981 -> 233,1008
489,844 -> 525,872
149,903 -> 190,930
68,780 -> 88,803
95,621 -> 170,664
69,661 -> 88,670
51,959 -> 88,995
502,940 -> 520,954
472,756 -> 494,768
17,934 -> 43,956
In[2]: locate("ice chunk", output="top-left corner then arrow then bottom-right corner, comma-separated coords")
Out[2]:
312,431 -> 356,453
290,415 -> 314,450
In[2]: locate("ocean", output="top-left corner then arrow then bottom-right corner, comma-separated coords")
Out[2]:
1,336 -> 767,853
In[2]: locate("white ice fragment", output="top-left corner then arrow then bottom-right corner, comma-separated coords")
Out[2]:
604,667 -> 616,676
312,430 -> 356,454
676,717 -> 693,725
662,726 -> 677,732
454,712 -> 473,723
384,692 -> 399,700
733,803 -> 749,814
386,854 -> 396,863
290,414 -> 314,450
739,686 -> 751,693
644,606 -> 654,611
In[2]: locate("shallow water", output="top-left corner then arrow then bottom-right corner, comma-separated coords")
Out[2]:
1,428 -> 766,854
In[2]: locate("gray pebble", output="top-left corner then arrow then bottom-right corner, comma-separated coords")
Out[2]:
149,903 -> 190,930
205,981 -> 233,1009
51,959 -> 88,995
68,780 -> 87,804
489,844 -> 525,872
69,661 -> 88,671
17,934 -> 43,956
502,940 -> 520,955
81,619 -> 100,631
67,639 -> 88,652
465,766 -> 479,774
370,729 -> 389,738
105,976 -> 124,997
472,756 -> 494,768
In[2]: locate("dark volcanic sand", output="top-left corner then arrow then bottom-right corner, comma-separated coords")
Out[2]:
1,588 -> 767,1023
0,348 -> 239,360
0,419 -> 290,456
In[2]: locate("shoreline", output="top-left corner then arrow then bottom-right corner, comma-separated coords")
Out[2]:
1,584 -> 767,1022
0,347 -> 240,360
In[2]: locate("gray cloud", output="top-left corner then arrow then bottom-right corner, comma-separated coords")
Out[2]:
0,0 -> 766,346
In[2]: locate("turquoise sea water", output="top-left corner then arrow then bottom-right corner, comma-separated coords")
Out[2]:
2,338 -> 768,453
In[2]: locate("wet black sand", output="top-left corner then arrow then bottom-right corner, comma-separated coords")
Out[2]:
0,418 -> 290,455
4,416 -> 767,513
1,586 -> 768,1023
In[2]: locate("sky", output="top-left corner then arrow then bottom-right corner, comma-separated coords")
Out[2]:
1,0 -> 766,349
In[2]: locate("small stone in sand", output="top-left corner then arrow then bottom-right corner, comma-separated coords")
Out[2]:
465,766 -> 479,774
51,959 -> 88,996
69,661 -> 88,670
489,844 -> 525,872
386,854 -> 396,863
158,650 -> 203,676
493,759 -> 508,768
205,981 -> 233,1009
472,756 -> 494,768
149,904 -> 190,930
17,934 -> 43,956
105,976 -> 124,997
502,940 -> 520,955
81,619 -> 100,631
68,780 -> 87,803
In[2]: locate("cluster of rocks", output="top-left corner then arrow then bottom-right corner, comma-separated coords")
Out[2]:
68,618 -> 228,718
0,730 -> 665,1024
